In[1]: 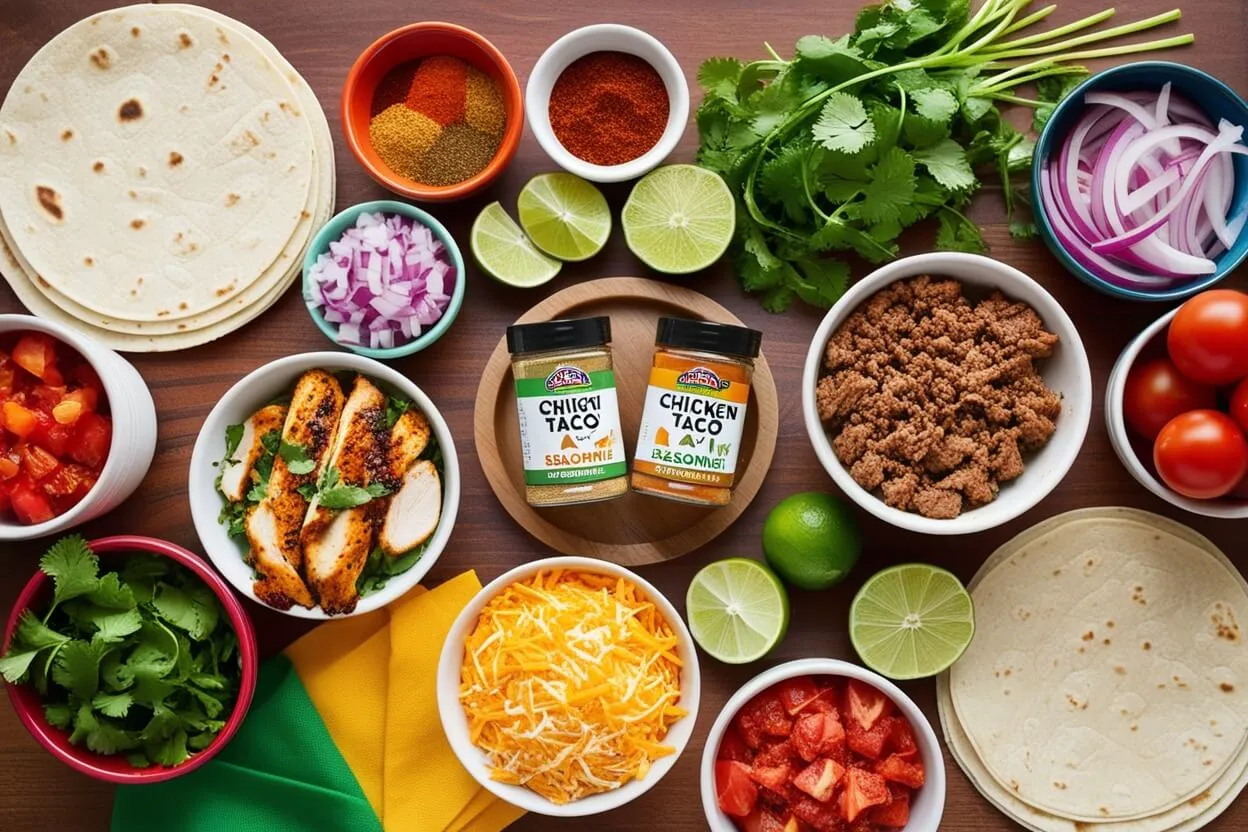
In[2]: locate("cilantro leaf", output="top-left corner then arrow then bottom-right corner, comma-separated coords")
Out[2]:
912,88 -> 958,123
223,423 -> 245,459
317,481 -> 390,511
793,35 -> 869,84
278,440 -> 316,476
44,703 -> 73,729
812,92 -> 875,154
698,57 -> 743,103
0,649 -> 41,684
913,139 -> 976,191
935,209 -> 988,253
92,607 -> 145,643
14,609 -> 71,650
40,535 -> 100,613
384,396 -> 411,430
760,141 -> 814,223
93,691 -> 133,718
52,640 -> 110,700
152,582 -> 219,642
149,729 -> 190,767
86,573 -> 137,610
857,147 -> 916,224
1010,219 -> 1039,240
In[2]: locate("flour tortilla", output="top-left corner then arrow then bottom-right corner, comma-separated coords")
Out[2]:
948,507 -> 1248,823
0,5 -> 314,321
0,4 -> 334,339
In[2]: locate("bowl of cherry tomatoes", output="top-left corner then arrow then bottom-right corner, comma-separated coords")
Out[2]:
1107,289 -> 1248,518
0,315 -> 157,540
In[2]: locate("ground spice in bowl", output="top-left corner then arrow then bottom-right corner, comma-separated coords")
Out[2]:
368,56 -> 505,187
548,51 -> 669,166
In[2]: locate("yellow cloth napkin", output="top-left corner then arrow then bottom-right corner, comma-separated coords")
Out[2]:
285,572 -> 524,832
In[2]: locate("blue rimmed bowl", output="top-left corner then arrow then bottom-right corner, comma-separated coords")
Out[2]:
301,199 -> 466,358
1032,61 -> 1248,302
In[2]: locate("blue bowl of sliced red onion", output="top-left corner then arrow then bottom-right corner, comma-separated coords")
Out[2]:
302,200 -> 465,357
1033,61 -> 1248,302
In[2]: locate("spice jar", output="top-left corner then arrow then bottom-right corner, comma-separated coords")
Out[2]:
631,317 -> 763,507
507,317 -> 628,507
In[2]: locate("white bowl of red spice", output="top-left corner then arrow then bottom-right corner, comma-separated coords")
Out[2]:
525,24 -> 689,183
801,253 -> 1093,535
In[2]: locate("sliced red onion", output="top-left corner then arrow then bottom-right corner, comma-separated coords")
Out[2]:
306,211 -> 456,349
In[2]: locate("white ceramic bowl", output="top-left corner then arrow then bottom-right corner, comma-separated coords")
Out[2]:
525,24 -> 689,183
436,556 -> 701,817
187,351 -> 460,619
801,252 -> 1093,535
1106,308 -> 1248,519
0,315 -> 156,541
701,658 -> 946,832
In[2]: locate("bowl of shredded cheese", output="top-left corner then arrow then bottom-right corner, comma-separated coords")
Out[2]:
436,556 -> 700,816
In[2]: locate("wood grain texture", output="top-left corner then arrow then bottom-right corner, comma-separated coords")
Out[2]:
0,0 -> 1244,830
474,277 -> 778,565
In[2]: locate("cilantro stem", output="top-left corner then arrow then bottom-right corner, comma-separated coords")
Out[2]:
998,4 -> 1058,37
987,35 -> 1195,70
763,42 -> 786,63
984,7 -> 1117,52
972,64 -> 1087,96
989,92 -> 1042,106
981,9 -> 1183,58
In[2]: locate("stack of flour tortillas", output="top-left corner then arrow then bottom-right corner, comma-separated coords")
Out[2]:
0,4 -> 334,351
939,507 -> 1248,832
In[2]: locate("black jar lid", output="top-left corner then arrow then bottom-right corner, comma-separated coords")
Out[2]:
507,316 -> 611,355
656,317 -> 762,359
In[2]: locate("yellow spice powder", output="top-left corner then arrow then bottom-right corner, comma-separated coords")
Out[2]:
464,66 -> 506,137
369,104 -> 441,179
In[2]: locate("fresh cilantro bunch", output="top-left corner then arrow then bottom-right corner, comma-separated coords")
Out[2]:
0,537 -> 240,768
695,0 -> 1192,311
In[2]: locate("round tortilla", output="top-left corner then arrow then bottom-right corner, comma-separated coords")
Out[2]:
0,4 -> 333,339
948,507 -> 1248,822
0,5 -> 314,321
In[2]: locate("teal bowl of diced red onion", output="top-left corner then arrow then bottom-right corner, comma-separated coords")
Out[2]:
1032,61 -> 1248,302
302,200 -> 464,357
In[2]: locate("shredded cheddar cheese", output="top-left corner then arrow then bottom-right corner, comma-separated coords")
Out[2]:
459,569 -> 687,804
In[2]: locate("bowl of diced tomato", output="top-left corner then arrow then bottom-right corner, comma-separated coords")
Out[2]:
701,659 -> 945,832
0,316 -> 157,539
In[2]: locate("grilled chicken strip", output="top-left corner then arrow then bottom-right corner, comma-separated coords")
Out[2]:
387,408 -> 430,477
379,460 -> 441,557
303,375 -> 388,615
246,370 -> 344,610
218,404 -> 286,502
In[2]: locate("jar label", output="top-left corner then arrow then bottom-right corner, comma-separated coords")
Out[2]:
514,366 -> 626,486
633,364 -> 750,487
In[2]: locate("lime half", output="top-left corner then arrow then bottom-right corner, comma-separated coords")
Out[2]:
849,564 -> 975,680
621,164 -> 735,274
471,202 -> 561,287
686,558 -> 790,664
517,173 -> 610,261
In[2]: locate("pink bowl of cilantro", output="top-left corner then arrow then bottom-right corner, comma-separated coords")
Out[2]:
302,200 -> 465,359
1,534 -> 257,783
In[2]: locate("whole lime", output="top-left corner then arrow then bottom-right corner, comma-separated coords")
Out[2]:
762,492 -> 861,590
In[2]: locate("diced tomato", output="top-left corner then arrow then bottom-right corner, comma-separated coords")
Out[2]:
12,334 -> 62,385
63,386 -> 98,412
741,808 -> 789,832
754,738 -> 796,769
3,401 -> 37,438
867,792 -> 910,827
847,717 -> 891,760
793,711 -> 846,762
749,762 -> 793,792
845,680 -> 891,732
839,768 -> 890,823
717,760 -> 758,818
0,352 -> 14,393
68,361 -> 103,397
69,411 -> 111,468
719,724 -> 753,764
777,676 -> 821,716
803,687 -> 840,718
9,477 -> 54,524
756,784 -> 799,814
21,444 -> 60,480
0,452 -> 18,479
754,691 -> 795,737
735,709 -> 767,750
876,754 -> 925,789
30,411 -> 73,457
30,384 -> 66,410
790,795 -> 843,831
42,463 -> 96,500
886,716 -> 918,759
792,758 -> 845,803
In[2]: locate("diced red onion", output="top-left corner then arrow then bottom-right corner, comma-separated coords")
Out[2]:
1041,87 -> 1247,290
306,211 -> 456,349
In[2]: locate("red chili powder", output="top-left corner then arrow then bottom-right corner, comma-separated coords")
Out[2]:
548,51 -> 669,166
405,55 -> 469,126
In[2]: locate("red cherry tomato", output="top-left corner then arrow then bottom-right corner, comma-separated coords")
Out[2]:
1231,377 -> 1248,436
1166,290 -> 1248,385
1153,410 -> 1248,499
1122,357 -> 1217,439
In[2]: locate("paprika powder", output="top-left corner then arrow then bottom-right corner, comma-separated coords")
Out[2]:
548,51 -> 668,166
631,317 -> 763,507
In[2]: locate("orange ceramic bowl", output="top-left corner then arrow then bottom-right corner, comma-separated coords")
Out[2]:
342,22 -> 523,202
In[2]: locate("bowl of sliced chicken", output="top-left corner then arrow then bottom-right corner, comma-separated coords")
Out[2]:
188,352 -> 459,618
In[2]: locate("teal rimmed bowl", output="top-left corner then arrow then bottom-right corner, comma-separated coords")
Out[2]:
302,200 -> 465,358
1032,61 -> 1248,302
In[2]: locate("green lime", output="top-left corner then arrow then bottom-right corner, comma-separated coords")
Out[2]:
516,173 -> 610,261
686,558 -> 790,664
849,564 -> 975,680
470,202 -> 561,287
621,164 -> 735,274
762,492 -> 861,591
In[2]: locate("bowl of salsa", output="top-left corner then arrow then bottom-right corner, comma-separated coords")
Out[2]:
0,316 -> 156,539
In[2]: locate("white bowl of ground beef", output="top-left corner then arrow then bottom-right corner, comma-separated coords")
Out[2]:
801,253 -> 1092,535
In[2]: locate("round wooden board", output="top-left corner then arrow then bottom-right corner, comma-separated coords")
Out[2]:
474,277 -> 779,565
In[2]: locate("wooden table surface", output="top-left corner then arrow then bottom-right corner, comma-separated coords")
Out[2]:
1,0 -> 1246,829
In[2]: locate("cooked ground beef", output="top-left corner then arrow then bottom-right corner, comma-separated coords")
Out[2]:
816,275 -> 1062,519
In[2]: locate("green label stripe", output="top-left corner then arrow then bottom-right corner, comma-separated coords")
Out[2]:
514,369 -> 616,397
524,462 -> 628,485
